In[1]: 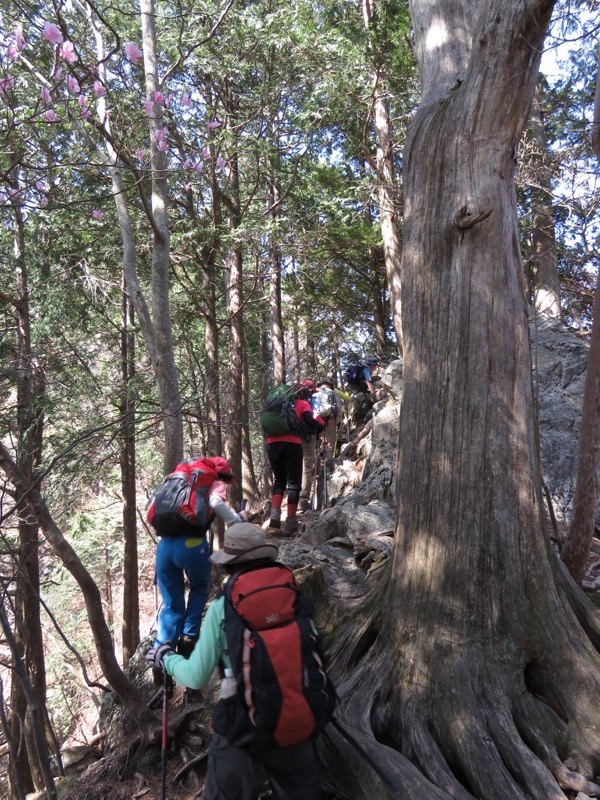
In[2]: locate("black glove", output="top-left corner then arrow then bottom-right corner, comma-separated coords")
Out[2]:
146,643 -> 176,672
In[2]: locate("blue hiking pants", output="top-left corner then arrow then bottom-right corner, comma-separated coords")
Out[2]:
155,535 -> 211,645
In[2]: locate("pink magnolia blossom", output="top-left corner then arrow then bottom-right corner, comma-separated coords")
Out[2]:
145,100 -> 154,115
66,75 -> 80,94
81,107 -> 91,121
183,158 -> 193,169
53,66 -> 63,81
157,139 -> 168,152
192,162 -> 202,173
60,41 -> 76,64
40,196 -> 49,207
35,181 -> 45,191
201,146 -> 210,159
8,44 -> 18,61
93,80 -> 106,97
216,156 -> 226,169
45,109 -> 58,122
207,119 -> 220,129
124,42 -> 143,63
135,149 -> 145,160
78,94 -> 87,107
92,209 -> 103,221
40,86 -> 52,104
9,188 -> 20,200
154,126 -> 167,142
15,26 -> 25,52
164,94 -> 173,108
182,93 -> 191,107
154,90 -> 165,105
42,21 -> 63,45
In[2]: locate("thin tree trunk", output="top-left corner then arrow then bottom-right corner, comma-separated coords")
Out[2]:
529,86 -> 561,318
120,281 -> 139,664
0,445 -> 160,740
223,87 -> 245,507
362,0 -> 404,353
560,56 -> 600,583
267,174 -> 286,384
9,191 -> 50,797
141,0 -> 183,473
89,4 -> 182,471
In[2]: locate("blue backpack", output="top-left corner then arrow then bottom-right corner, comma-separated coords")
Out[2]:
343,364 -> 366,388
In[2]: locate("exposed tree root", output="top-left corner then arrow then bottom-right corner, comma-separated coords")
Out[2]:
317,567 -> 600,800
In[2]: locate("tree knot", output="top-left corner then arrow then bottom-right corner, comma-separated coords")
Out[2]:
455,205 -> 492,230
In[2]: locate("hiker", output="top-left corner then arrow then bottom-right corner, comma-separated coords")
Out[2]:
344,356 -> 380,433
313,376 -> 344,460
146,523 -> 333,800
265,380 -> 323,531
296,379 -> 323,513
149,456 -> 248,664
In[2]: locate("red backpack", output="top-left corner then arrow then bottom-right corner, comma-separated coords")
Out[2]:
212,562 -> 337,751
147,457 -> 218,537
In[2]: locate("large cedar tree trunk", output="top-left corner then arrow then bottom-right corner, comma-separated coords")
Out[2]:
322,2 -> 600,798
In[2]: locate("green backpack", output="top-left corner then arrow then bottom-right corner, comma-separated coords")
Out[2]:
260,384 -> 300,436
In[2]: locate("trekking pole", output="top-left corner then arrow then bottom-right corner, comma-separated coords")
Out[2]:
161,669 -> 169,800
322,440 -> 328,509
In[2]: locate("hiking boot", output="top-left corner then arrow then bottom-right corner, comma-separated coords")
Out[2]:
284,517 -> 299,534
269,508 -> 281,529
177,635 -> 198,658
297,498 -> 309,513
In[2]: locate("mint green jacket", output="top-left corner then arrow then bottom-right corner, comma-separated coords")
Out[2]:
163,595 -> 232,690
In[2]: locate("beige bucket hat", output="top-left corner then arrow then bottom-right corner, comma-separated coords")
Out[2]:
210,523 -> 278,565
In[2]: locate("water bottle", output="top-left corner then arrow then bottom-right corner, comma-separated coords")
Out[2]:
221,668 -> 237,698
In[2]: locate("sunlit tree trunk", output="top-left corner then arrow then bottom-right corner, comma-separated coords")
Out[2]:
141,0 -> 184,473
89,3 -> 183,472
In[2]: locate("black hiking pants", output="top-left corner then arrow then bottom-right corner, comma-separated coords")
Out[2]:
204,733 -> 321,800
267,441 -> 303,506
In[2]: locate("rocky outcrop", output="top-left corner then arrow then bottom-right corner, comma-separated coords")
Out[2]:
312,312 -> 588,543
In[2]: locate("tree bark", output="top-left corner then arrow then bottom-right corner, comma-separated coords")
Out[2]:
322,2 -> 600,798
141,0 -> 184,473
